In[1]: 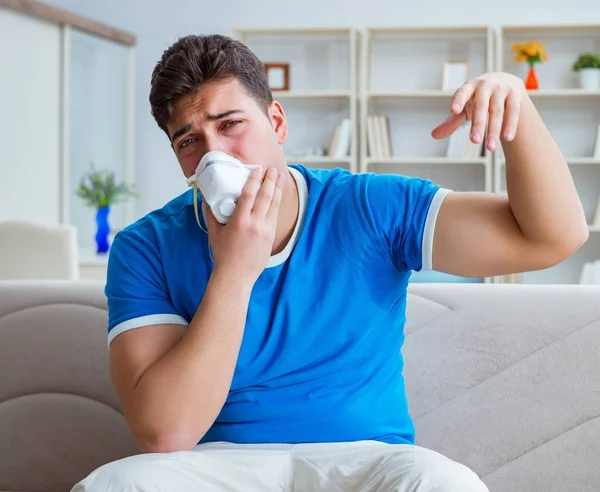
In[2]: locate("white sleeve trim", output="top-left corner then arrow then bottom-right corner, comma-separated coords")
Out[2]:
108,313 -> 189,346
421,188 -> 452,271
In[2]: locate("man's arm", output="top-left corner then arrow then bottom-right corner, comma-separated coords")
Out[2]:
109,165 -> 285,453
110,270 -> 252,453
430,73 -> 589,278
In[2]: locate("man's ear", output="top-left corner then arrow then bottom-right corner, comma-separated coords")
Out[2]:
269,101 -> 288,145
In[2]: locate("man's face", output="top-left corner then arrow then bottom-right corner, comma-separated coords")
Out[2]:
167,77 -> 288,179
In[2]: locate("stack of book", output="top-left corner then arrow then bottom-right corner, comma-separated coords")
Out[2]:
580,260 -> 600,284
367,114 -> 392,158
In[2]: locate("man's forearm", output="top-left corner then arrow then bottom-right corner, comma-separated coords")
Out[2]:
126,269 -> 252,452
503,93 -> 589,251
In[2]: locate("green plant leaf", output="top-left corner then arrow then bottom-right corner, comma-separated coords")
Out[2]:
572,53 -> 600,71
76,163 -> 138,209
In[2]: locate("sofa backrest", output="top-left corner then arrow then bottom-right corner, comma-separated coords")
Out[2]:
0,281 -> 138,492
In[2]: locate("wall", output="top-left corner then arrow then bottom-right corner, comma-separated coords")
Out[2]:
0,8 -> 61,223
46,0 -> 600,218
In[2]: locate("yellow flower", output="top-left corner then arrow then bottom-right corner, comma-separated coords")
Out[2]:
512,40 -> 548,63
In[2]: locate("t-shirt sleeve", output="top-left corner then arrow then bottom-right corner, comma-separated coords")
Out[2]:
104,225 -> 188,346
361,172 -> 452,272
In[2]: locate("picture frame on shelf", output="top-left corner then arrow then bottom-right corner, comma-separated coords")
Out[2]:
264,62 -> 290,91
442,60 -> 469,92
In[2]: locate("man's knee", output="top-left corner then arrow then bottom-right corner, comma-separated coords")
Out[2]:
399,447 -> 489,492
371,445 -> 489,492
408,462 -> 489,491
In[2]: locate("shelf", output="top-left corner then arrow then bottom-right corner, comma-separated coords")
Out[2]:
286,155 -> 351,164
527,89 -> 600,98
367,157 -> 489,166
231,26 -> 358,173
367,26 -> 490,36
361,22 -> 495,228
365,26 -> 492,93
565,158 -> 600,165
272,90 -> 352,99
285,156 -> 352,170
368,91 -> 454,98
367,90 -> 600,99
497,158 -> 600,166
409,270 -> 484,284
501,24 -> 600,35
232,27 -> 355,36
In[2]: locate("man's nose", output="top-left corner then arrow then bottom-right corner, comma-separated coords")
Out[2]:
204,133 -> 227,154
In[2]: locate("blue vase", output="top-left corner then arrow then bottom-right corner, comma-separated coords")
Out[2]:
95,206 -> 111,254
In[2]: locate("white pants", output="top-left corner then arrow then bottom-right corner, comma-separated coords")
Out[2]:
71,440 -> 489,492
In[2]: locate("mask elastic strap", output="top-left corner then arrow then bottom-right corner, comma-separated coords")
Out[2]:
192,185 -> 208,234
190,181 -> 214,263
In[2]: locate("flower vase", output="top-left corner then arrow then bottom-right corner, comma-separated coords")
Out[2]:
95,206 -> 111,254
525,65 -> 539,90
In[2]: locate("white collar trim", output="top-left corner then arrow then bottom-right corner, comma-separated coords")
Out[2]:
266,166 -> 307,268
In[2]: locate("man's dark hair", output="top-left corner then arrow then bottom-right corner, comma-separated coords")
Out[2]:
149,34 -> 273,138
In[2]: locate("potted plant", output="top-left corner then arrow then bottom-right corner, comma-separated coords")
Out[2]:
511,40 -> 548,90
572,53 -> 600,90
76,164 -> 138,254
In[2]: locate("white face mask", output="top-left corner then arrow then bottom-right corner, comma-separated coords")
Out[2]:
186,151 -> 261,226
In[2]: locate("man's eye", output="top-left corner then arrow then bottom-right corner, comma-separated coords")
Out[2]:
180,138 -> 196,149
224,120 -> 242,129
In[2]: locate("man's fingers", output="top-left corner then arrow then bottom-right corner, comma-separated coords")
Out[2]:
470,85 -> 492,144
450,81 -> 475,114
266,170 -> 286,222
486,91 -> 506,151
502,90 -> 521,142
252,167 -> 278,217
235,167 -> 263,217
431,112 -> 467,140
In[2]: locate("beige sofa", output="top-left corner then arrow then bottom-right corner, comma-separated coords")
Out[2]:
1,280 -> 599,492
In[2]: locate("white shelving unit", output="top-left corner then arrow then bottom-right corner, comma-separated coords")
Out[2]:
361,26 -> 495,284
231,27 -> 359,173
230,24 -> 600,285
496,23 -> 600,285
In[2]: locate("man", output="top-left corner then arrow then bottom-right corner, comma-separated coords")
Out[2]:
72,33 -> 588,491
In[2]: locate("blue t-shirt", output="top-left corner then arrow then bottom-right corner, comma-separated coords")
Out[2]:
105,165 -> 449,445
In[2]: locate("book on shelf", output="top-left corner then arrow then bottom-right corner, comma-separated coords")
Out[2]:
592,196 -> 600,226
327,117 -> 351,157
446,121 -> 484,159
367,114 -> 392,158
497,273 -> 524,284
579,260 -> 600,284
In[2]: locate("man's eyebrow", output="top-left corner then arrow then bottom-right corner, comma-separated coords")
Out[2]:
207,109 -> 244,121
170,124 -> 192,143
170,110 -> 244,143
